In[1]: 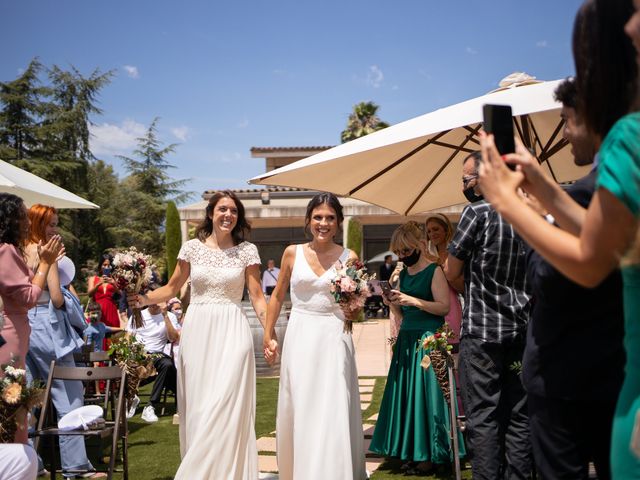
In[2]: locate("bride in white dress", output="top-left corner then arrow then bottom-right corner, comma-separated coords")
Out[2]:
130,191 -> 268,480
263,193 -> 367,480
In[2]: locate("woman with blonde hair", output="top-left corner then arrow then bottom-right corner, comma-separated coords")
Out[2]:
370,221 -> 465,475
425,214 -> 463,347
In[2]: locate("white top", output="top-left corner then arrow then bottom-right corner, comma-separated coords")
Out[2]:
127,308 -> 178,354
177,239 -> 261,305
261,267 -> 280,292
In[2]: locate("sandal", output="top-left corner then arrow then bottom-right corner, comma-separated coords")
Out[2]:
75,472 -> 108,479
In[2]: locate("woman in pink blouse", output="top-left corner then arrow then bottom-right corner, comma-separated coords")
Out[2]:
0,193 -> 63,443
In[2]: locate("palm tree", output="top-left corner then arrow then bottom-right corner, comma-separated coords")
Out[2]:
340,101 -> 389,143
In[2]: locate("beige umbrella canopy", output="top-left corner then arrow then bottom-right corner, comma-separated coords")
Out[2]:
0,159 -> 98,209
250,75 -> 589,215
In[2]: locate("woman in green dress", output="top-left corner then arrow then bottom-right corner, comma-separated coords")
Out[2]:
369,221 -> 466,475
478,1 -> 640,476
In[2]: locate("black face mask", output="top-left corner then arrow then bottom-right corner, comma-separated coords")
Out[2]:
463,186 -> 483,203
399,249 -> 421,267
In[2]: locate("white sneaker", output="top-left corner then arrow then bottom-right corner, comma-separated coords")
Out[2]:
126,395 -> 140,419
141,405 -> 158,423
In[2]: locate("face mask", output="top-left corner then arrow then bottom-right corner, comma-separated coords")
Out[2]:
399,249 -> 421,267
102,266 -> 112,276
463,186 -> 483,203
173,309 -> 182,317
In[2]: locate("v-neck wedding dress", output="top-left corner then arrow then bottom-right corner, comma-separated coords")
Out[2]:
276,244 -> 367,480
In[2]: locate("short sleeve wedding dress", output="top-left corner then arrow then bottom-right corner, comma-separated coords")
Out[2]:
174,239 -> 261,480
276,245 -> 367,480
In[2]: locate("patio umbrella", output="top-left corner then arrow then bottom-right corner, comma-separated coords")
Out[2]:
250,76 -> 589,215
0,159 -> 98,209
365,251 -> 398,264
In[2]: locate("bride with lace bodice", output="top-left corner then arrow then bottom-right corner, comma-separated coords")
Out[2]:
130,192 -> 267,480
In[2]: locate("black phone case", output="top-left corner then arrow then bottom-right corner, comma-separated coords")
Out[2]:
483,104 -> 516,156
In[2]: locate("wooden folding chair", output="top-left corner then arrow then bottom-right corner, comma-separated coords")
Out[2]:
31,361 -> 129,480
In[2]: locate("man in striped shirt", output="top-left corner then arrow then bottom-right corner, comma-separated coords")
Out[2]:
445,151 -> 532,480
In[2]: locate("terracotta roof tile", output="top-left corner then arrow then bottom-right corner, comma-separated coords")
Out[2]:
250,146 -> 333,153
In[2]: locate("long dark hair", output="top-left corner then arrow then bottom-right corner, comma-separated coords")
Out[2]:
195,190 -> 251,245
573,0 -> 637,139
0,193 -> 27,250
304,192 -> 344,237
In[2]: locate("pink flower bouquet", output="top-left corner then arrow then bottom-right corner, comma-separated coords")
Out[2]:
330,258 -> 375,333
111,247 -> 154,329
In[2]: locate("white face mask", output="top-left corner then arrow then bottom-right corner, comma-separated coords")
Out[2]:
173,309 -> 183,317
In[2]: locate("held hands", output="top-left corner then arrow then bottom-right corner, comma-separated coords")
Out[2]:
38,235 -> 65,264
263,334 -> 279,366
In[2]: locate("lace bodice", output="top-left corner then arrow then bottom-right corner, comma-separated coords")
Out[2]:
290,245 -> 349,315
178,239 -> 261,304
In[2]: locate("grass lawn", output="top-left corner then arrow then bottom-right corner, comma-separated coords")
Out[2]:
43,377 -> 469,479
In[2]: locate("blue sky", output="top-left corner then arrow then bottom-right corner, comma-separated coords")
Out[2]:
3,0 -> 583,204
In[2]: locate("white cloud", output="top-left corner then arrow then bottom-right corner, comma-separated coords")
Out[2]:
220,152 -> 243,163
123,65 -> 139,79
418,69 -> 432,80
366,65 -> 384,88
536,40 -> 549,48
237,118 -> 249,129
89,119 -> 146,156
171,126 -> 190,141
465,47 -> 478,55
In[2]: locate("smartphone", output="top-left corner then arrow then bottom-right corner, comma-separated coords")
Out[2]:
483,104 -> 516,169
379,280 -> 392,297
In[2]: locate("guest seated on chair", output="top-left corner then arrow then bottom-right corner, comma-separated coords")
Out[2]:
126,288 -> 179,423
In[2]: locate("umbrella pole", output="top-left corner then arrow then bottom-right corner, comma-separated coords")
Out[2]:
448,361 -> 462,480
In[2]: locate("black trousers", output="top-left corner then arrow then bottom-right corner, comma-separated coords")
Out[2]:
528,392 -> 617,480
459,336 -> 532,480
149,354 -> 177,408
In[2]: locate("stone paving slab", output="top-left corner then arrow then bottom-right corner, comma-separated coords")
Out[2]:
359,379 -> 376,386
366,458 -> 385,474
360,393 -> 372,402
257,437 -> 277,452
361,403 -> 370,410
353,319 -> 392,377
368,413 -> 379,421
359,386 -> 374,394
363,424 -> 375,438
258,455 -> 278,472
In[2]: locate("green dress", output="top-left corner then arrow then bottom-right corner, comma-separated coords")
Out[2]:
597,112 -> 640,478
369,263 -> 466,464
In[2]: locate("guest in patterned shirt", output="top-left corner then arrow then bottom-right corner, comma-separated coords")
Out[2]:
444,151 -> 533,480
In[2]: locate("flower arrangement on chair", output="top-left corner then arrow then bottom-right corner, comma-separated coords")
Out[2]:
420,323 -> 456,401
330,258 -> 375,333
0,358 -> 44,443
108,336 -> 157,409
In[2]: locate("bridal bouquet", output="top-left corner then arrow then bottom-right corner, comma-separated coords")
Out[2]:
0,358 -> 44,443
111,247 -> 154,328
330,258 -> 375,333
420,323 -> 455,401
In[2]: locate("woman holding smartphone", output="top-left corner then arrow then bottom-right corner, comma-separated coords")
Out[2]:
370,221 -> 465,475
87,254 -> 121,347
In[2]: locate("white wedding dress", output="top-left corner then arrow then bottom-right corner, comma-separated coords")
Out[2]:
174,239 -> 261,480
277,245 -> 367,480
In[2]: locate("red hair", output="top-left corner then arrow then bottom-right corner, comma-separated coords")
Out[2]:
27,204 -> 57,244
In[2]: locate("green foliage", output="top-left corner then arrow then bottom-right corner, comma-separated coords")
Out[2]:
165,201 -> 181,278
346,217 -> 363,258
341,101 -> 390,143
